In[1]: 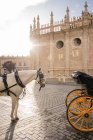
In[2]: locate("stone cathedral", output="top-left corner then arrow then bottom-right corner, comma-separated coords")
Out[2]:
30,2 -> 93,79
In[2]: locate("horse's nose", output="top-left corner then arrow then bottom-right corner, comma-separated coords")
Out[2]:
39,82 -> 45,91
41,80 -> 46,87
42,83 -> 45,87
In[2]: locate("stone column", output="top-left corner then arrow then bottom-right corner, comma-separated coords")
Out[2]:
49,32 -> 54,78
65,31 -> 70,75
82,28 -> 89,73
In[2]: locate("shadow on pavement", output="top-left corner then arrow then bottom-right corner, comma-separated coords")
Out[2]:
5,120 -> 18,140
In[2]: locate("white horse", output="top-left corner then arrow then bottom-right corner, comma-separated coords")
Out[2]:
0,69 -> 45,121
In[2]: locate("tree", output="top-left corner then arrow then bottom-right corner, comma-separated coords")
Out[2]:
2,61 -> 16,73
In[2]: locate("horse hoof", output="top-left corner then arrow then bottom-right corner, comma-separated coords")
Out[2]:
11,117 -> 19,122
16,117 -> 19,120
11,119 -> 16,123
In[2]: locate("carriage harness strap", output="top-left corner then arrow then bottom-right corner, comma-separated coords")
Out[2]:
0,70 -> 25,97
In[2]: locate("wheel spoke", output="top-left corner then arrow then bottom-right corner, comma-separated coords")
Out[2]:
69,109 -> 80,115
73,116 -> 83,125
76,106 -> 83,112
85,119 -> 89,129
79,118 -> 84,129
69,114 -> 81,120
88,107 -> 93,112
71,102 -> 84,112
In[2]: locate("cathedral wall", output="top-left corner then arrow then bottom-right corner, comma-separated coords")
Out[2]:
37,34 -> 51,76
88,27 -> 93,75
51,29 -> 84,76
30,1 -> 93,78
32,27 -> 93,77
53,32 -> 65,69
69,29 -> 83,70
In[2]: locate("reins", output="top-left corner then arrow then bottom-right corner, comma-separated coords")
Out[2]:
15,70 -> 25,88
0,83 -> 17,96
35,69 -> 45,91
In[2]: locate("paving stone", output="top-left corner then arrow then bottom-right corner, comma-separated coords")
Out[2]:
0,84 -> 93,140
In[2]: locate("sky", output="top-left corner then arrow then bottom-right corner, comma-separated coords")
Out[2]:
0,0 -> 93,56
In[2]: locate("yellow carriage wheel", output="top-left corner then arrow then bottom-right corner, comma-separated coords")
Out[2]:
67,95 -> 93,132
65,89 -> 84,107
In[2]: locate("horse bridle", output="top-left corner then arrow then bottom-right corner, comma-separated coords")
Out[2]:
35,69 -> 45,91
0,70 -> 25,97
35,69 -> 44,80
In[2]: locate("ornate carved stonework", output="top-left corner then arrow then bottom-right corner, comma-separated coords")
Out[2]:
30,2 -> 93,78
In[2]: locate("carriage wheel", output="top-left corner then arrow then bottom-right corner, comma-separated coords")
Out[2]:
67,95 -> 93,132
65,89 -> 84,107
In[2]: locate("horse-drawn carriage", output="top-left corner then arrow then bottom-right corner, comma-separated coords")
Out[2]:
66,71 -> 93,132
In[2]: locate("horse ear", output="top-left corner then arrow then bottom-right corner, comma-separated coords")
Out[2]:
38,68 -> 41,71
37,68 -> 41,74
14,69 -> 18,73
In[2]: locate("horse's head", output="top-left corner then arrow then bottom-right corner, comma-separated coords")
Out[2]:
36,68 -> 45,91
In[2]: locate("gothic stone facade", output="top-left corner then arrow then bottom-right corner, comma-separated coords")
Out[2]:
30,2 -> 93,78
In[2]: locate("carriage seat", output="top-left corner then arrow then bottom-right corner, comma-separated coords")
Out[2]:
71,71 -> 93,96
72,71 -> 93,82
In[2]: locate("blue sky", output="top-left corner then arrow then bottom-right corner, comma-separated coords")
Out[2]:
23,0 -> 93,25
0,0 -> 93,56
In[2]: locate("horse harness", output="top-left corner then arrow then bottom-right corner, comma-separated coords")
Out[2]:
0,70 -> 25,97
35,70 -> 44,81
35,69 -> 45,91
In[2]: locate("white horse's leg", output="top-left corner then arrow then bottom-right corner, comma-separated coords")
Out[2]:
11,97 -> 17,121
14,99 -> 19,120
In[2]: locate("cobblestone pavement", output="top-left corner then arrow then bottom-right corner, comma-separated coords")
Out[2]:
0,82 -> 93,140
